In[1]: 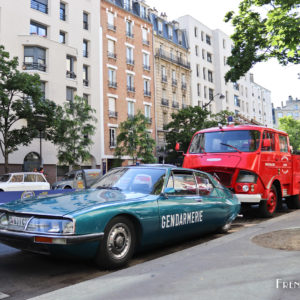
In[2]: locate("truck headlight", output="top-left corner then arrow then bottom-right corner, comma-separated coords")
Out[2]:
26,218 -> 74,235
237,171 -> 258,183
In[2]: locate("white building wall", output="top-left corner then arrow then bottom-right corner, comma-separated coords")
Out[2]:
0,0 -> 102,168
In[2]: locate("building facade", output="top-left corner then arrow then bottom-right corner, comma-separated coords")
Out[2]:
177,15 -> 273,127
0,0 -> 102,183
100,0 -> 155,171
149,10 -> 191,162
274,96 -> 300,128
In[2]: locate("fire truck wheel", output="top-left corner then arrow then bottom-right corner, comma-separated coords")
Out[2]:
259,184 -> 278,218
286,195 -> 300,209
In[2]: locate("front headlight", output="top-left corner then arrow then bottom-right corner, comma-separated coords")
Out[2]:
236,170 -> 258,183
26,218 -> 74,235
0,213 -> 8,228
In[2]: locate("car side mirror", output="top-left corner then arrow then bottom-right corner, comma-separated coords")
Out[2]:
263,139 -> 271,148
175,142 -> 180,151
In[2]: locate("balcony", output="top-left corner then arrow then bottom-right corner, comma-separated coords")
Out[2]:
66,71 -> 76,79
108,52 -> 117,59
172,79 -> 177,86
127,85 -> 136,93
172,101 -> 179,109
144,90 -> 151,97
143,65 -> 151,71
107,23 -> 116,31
126,32 -> 134,39
23,62 -> 46,72
143,39 -> 150,46
161,98 -> 169,106
108,80 -> 117,88
109,111 -> 118,118
31,0 -> 48,14
126,59 -> 135,66
155,49 -> 191,70
161,75 -> 168,83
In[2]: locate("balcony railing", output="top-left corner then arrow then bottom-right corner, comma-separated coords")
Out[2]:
66,71 -> 76,79
108,52 -> 117,59
60,12 -> 66,21
108,80 -> 117,88
107,23 -> 116,31
172,79 -> 177,86
126,32 -> 134,38
182,104 -> 188,109
31,0 -> 48,14
127,85 -> 136,92
144,90 -> 151,97
155,49 -> 191,69
172,101 -> 179,109
143,65 -> 151,71
23,62 -> 46,72
143,39 -> 150,46
109,111 -> 118,118
126,59 -> 135,66
161,75 -> 168,83
181,83 -> 187,90
83,79 -> 89,87
161,98 -> 169,106
83,51 -> 88,58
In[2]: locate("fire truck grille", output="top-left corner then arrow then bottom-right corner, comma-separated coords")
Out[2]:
210,172 -> 233,187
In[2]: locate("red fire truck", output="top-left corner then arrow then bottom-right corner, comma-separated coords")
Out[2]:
179,124 -> 300,217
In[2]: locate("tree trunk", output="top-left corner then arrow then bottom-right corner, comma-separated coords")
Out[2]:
4,151 -> 9,173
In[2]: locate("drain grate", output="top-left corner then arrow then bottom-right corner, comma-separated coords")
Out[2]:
0,293 -> 9,299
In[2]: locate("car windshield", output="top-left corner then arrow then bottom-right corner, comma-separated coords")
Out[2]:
189,130 -> 261,153
90,168 -> 166,195
0,174 -> 10,182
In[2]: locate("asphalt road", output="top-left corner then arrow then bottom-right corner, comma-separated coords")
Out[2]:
0,207 -> 293,300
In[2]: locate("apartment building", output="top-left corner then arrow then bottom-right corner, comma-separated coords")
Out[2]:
0,0 -> 102,182
178,15 -> 273,127
100,0 -> 155,171
150,10 -> 191,162
274,96 -> 300,128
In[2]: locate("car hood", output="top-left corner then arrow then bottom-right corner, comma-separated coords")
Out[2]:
0,189 -> 147,217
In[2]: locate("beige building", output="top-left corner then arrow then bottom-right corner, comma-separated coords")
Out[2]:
150,11 -> 191,162
0,0 -> 102,183
274,96 -> 300,127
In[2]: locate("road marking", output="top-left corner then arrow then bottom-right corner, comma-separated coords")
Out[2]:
0,292 -> 9,299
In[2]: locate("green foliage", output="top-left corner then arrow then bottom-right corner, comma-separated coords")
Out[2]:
164,107 -> 234,163
0,45 -> 58,172
278,116 -> 300,151
53,96 -> 97,168
115,111 -> 156,164
225,0 -> 300,82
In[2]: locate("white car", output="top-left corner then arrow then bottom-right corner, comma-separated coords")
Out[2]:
0,172 -> 50,192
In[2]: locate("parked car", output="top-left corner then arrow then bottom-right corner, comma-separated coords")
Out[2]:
0,165 -> 240,269
0,172 -> 50,192
51,169 -> 101,190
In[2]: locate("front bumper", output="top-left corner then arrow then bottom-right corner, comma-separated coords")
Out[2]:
235,194 -> 262,203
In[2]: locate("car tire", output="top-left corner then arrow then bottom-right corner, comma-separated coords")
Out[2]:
95,216 -> 136,270
218,221 -> 232,233
259,184 -> 278,218
286,195 -> 300,209
63,186 -> 72,189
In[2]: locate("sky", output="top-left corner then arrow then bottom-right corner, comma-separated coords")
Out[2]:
146,0 -> 300,108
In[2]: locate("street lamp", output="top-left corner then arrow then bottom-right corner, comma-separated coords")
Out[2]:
202,93 -> 225,109
35,114 -> 47,168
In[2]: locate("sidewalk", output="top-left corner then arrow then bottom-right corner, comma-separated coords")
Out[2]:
30,211 -> 300,300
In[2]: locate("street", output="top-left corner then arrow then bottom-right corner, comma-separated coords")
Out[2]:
0,207 -> 293,300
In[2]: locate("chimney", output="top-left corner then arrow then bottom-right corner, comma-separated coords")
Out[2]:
160,12 -> 168,21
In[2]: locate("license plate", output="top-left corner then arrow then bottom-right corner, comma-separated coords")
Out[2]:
8,215 -> 30,228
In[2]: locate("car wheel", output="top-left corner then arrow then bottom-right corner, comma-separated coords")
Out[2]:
63,186 -> 71,189
259,184 -> 278,217
95,216 -> 136,269
286,195 -> 300,209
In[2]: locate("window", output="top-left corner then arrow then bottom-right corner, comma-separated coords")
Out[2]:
83,65 -> 89,86
208,70 -> 213,83
109,128 -> 116,147
59,31 -> 66,44
204,86 -> 207,99
83,93 -> 89,104
66,87 -> 75,102
223,39 -> 226,49
128,101 -> 134,117
126,46 -> 134,65
108,39 -> 116,59
158,21 -> 163,34
66,55 -> 76,79
145,105 -> 151,120
196,64 -> 200,77
108,69 -> 117,88
194,26 -> 198,37
206,34 -> 211,45
124,0 -> 131,10
178,31 -> 182,45
172,70 -> 176,85
197,83 -> 201,97
168,26 -> 173,39
277,112 -> 283,118
143,53 -> 150,70
166,171 -> 197,195
262,131 -> 276,152
40,81 -> 46,101
195,173 -> 213,196
209,88 -> 214,101
60,2 -> 66,21
195,45 -> 199,56
279,135 -> 288,152
126,20 -> 133,38
234,95 -> 240,107
144,79 -> 150,96
201,31 -> 204,41
161,66 -> 167,82
207,52 -> 212,63
107,11 -> 115,31
30,21 -> 47,37
24,46 -> 46,71
142,28 -> 148,44
83,12 -> 89,30
83,40 -> 88,57
203,67 -> 206,80
127,74 -> 135,92
202,49 -> 205,60
31,0 -> 48,14
233,82 -> 239,91
140,6 -> 147,19
109,97 -> 117,118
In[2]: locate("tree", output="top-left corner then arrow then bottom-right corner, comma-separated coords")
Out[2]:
164,106 -> 234,163
0,45 -> 58,172
225,0 -> 300,82
53,96 -> 96,169
278,116 -> 300,151
115,111 -> 156,164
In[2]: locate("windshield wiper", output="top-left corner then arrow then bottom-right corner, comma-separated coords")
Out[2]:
220,143 -> 241,153
96,186 -> 122,191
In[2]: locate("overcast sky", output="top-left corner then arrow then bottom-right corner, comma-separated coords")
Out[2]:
146,0 -> 300,107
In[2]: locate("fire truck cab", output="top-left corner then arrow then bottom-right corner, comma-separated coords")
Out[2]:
182,124 -> 300,217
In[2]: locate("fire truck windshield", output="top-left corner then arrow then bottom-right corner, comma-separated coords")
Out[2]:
189,130 -> 261,153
